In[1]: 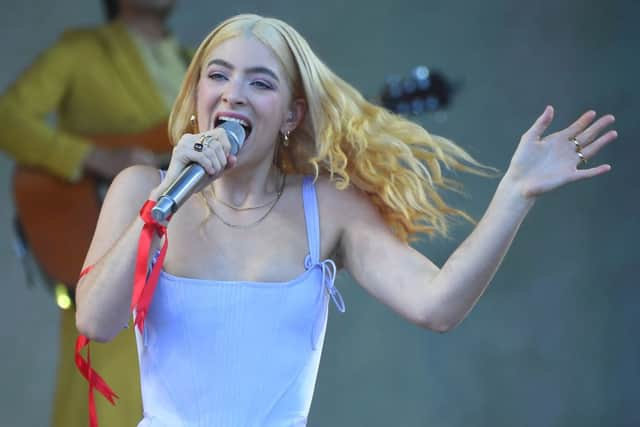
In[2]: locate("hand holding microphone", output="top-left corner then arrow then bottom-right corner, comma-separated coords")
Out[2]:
151,121 -> 246,222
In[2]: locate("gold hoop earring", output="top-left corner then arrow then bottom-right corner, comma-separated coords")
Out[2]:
190,114 -> 198,132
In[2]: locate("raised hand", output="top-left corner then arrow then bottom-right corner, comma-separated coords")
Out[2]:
159,128 -> 237,195
504,106 -> 617,198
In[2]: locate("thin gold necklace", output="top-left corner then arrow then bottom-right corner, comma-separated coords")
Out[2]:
211,173 -> 285,211
209,174 -> 287,229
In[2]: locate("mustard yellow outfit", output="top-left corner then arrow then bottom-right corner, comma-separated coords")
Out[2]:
0,20 -> 189,426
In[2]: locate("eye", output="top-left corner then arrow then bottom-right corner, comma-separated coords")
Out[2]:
208,71 -> 228,81
251,79 -> 275,90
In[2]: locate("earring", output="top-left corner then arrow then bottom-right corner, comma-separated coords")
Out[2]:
282,131 -> 290,147
190,114 -> 198,132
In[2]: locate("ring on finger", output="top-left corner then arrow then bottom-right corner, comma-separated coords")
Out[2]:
193,141 -> 204,152
570,137 -> 582,153
577,151 -> 587,166
199,134 -> 215,148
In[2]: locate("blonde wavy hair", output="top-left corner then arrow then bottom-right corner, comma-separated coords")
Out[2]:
169,14 -> 493,242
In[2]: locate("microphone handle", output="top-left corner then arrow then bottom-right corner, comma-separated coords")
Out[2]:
151,164 -> 206,222
150,121 -> 245,222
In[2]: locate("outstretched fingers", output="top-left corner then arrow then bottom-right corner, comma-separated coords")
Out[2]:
524,105 -> 555,140
568,113 -> 617,177
581,130 -> 618,159
570,163 -> 612,182
560,110 -> 597,140
569,119 -> 616,182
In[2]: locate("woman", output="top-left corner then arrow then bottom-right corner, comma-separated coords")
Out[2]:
74,14 -> 616,426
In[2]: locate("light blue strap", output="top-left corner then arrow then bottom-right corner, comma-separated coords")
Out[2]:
301,176 -> 320,266
301,176 -> 347,349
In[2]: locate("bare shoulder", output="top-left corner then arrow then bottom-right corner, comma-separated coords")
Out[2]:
313,175 -> 390,264
99,165 -> 163,222
314,175 -> 382,228
108,165 -> 162,200
81,165 -> 163,268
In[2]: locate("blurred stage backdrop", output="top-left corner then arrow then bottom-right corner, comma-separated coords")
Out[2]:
0,0 -> 637,426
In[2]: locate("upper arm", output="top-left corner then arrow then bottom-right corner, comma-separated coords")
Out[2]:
0,30 -> 86,114
337,187 -> 441,327
81,165 -> 161,270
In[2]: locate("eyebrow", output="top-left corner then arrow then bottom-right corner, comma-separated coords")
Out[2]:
206,59 -> 280,82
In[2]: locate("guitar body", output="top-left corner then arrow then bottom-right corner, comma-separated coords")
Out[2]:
12,121 -> 172,289
13,170 -> 102,287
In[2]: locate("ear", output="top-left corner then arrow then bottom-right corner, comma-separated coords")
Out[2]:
282,98 -> 307,134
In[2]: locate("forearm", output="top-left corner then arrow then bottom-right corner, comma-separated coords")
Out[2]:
0,104 -> 92,180
426,174 -> 535,331
75,189 -> 164,342
0,32 -> 94,181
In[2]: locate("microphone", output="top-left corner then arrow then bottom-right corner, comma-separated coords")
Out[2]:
151,121 -> 246,222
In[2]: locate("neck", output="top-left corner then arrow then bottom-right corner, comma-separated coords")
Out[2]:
211,161 -> 284,208
120,12 -> 168,42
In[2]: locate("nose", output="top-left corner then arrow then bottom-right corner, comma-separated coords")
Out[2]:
221,78 -> 246,106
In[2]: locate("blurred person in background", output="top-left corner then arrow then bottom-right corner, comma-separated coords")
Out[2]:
0,0 -> 190,425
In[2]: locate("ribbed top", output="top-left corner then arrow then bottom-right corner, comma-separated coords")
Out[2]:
134,176 -> 345,427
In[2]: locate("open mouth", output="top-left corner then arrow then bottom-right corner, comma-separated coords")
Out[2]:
214,113 -> 252,138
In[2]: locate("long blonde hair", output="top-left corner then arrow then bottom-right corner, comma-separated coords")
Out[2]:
169,14 -> 493,242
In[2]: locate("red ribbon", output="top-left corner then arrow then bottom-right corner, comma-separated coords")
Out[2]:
74,200 -> 169,427
131,200 -> 169,333
74,335 -> 118,427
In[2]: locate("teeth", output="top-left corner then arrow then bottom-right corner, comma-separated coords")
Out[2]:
218,115 -> 250,128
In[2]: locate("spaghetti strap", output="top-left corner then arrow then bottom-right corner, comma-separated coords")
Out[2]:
301,176 -> 320,267
301,176 -> 346,318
